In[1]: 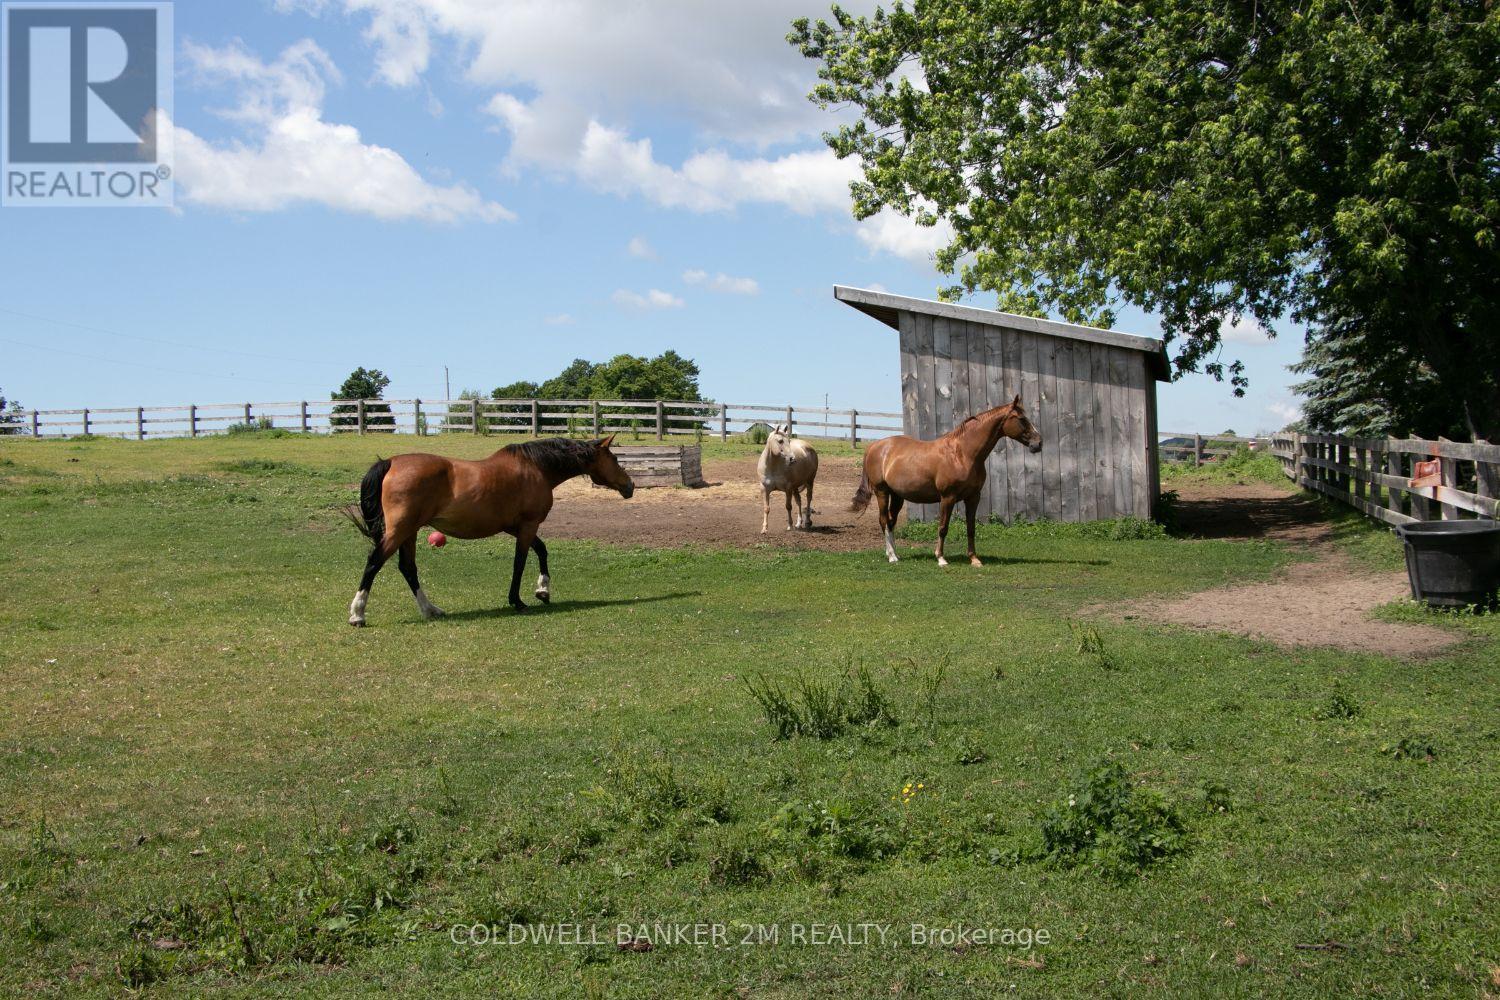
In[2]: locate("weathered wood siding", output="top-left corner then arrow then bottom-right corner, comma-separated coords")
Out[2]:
897,321 -> 1155,522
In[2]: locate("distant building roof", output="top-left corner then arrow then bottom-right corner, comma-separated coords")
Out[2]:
834,285 -> 1170,381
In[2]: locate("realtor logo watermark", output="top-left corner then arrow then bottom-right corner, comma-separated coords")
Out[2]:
2,2 -> 173,206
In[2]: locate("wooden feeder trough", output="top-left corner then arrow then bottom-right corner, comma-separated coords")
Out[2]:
610,445 -> 708,489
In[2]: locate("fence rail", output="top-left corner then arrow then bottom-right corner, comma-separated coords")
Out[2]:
6,398 -> 904,446
1156,431 -> 1260,466
1269,432 -> 1499,525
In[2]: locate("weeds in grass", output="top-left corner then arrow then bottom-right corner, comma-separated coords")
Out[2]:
1200,782 -> 1233,814
1315,685 -> 1363,721
1381,736 -> 1439,761
766,799 -> 894,861
743,661 -> 899,740
903,516 -> 1165,542
1070,622 -> 1118,671
704,830 -> 771,888
914,653 -> 948,728
953,730 -> 990,766
1039,759 -> 1187,879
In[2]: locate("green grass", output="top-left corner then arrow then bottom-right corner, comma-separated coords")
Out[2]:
1,435 -> 1496,997
1160,447 -> 1290,488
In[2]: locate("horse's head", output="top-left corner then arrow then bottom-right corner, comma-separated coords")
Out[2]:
765,423 -> 797,463
1003,395 -> 1043,453
588,435 -> 635,498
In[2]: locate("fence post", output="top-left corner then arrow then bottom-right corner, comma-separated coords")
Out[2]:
1193,433 -> 1202,467
1437,439 -> 1458,519
300,401 -> 309,433
656,399 -> 665,441
1409,442 -> 1432,520
244,402 -> 252,427
785,404 -> 794,433
357,399 -> 367,435
592,400 -> 601,438
719,403 -> 728,442
850,408 -> 858,446
30,409 -> 39,437
1386,449 -> 1403,519
414,399 -> 423,436
1477,441 -> 1499,519
189,404 -> 198,438
136,406 -> 145,440
531,399 -> 540,437
81,408 -> 90,436
471,397 -> 480,434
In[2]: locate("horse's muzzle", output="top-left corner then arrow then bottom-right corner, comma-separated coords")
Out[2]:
1028,441 -> 1044,454
620,484 -> 635,499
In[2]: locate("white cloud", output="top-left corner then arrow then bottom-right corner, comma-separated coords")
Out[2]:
281,0 -> 863,143
544,313 -> 575,326
1266,398 -> 1302,426
612,288 -> 684,310
626,236 -> 656,260
1219,313 -> 1273,344
174,39 -> 510,223
683,269 -> 759,295
853,209 -> 953,263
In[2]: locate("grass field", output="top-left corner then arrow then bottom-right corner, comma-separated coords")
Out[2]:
1,434 -> 1497,997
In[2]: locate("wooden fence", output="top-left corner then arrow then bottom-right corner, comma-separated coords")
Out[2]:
1270,432 -> 1500,525
1157,431 -> 1259,466
7,398 -> 903,445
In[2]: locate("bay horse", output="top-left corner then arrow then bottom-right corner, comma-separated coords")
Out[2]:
850,396 -> 1042,566
342,436 -> 634,625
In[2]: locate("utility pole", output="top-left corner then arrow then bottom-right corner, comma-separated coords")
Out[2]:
444,365 -> 451,401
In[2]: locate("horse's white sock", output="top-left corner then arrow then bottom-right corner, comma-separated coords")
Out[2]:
348,589 -> 369,625
413,588 -> 444,619
884,527 -> 899,563
535,573 -> 550,597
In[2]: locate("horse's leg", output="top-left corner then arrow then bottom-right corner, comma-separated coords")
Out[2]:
785,487 -> 795,531
761,485 -> 771,534
397,538 -> 445,619
531,535 -> 551,604
802,479 -> 814,528
964,495 -> 982,567
935,497 -> 956,567
507,522 -> 538,612
349,537 -> 396,626
876,490 -> 898,563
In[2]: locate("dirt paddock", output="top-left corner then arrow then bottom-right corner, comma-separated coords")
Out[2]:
546,454 -> 880,551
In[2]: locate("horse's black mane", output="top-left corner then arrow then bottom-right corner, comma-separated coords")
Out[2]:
506,437 -> 597,478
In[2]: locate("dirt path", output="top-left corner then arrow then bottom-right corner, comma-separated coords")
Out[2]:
1120,480 -> 1460,657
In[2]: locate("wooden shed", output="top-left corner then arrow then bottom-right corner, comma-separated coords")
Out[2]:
835,285 -> 1170,524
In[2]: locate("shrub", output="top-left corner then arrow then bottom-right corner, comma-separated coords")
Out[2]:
1314,685 -> 1362,721
1039,760 -> 1186,879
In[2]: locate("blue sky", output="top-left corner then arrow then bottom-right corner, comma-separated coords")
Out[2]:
0,0 -> 1305,435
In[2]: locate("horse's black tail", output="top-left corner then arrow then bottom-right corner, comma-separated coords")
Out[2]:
342,457 -> 391,546
849,468 -> 873,515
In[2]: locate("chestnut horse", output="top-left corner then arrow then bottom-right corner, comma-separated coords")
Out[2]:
850,396 -> 1042,566
342,436 -> 634,625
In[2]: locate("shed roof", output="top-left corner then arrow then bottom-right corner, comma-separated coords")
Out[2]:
834,285 -> 1170,382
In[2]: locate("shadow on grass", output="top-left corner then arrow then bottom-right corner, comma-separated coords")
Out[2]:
435,591 -> 703,621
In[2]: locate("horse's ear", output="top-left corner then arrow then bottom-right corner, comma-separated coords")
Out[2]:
597,433 -> 616,449
1011,393 -> 1021,408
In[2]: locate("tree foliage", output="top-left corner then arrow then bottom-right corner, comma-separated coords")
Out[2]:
491,351 -> 704,402
0,386 -> 23,435
790,0 -> 1500,437
330,367 -> 393,430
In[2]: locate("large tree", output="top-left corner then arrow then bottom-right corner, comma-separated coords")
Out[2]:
791,0 -> 1500,439
0,387 -> 23,435
330,367 -> 394,430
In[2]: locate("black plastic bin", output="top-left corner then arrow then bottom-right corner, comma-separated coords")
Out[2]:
1393,520 -> 1500,608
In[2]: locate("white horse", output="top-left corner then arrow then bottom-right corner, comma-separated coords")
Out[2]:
758,423 -> 819,532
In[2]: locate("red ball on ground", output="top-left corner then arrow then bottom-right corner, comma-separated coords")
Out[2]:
427,531 -> 447,548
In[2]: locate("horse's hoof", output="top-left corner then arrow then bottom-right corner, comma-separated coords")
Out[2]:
937,557 -> 949,567
534,592 -> 550,604
349,619 -> 366,628
510,601 -> 528,613
970,557 -> 983,568
422,607 -> 445,620
887,555 -> 899,564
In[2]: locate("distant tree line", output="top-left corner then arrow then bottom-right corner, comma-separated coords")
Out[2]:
0,386 -> 25,435
489,351 -> 703,404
